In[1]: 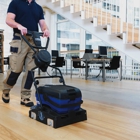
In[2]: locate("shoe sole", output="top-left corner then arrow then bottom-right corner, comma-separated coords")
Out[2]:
2,96 -> 10,103
21,101 -> 34,107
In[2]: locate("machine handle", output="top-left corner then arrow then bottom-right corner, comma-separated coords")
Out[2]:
26,30 -> 44,37
20,30 -> 50,53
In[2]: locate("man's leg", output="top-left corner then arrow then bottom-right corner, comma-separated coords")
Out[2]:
3,68 -> 21,103
2,39 -> 25,103
20,70 -> 35,107
20,39 -> 36,107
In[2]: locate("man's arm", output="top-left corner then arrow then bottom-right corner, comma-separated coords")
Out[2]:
6,13 -> 27,35
39,19 -> 50,37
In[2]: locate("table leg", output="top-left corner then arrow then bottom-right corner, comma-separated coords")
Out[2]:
71,60 -> 72,78
85,60 -> 88,80
120,60 -> 122,81
65,60 -> 67,75
38,68 -> 40,75
102,60 -> 105,82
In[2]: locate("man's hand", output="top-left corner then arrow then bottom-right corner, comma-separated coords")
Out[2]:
43,29 -> 50,37
17,24 -> 27,35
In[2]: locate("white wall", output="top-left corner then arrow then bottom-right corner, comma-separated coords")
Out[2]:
0,0 -> 13,57
119,0 -> 127,22
0,1 -> 56,57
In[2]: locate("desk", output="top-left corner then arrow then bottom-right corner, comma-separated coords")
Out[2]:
71,58 -> 122,82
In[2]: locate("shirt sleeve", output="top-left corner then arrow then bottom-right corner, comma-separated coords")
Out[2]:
39,6 -> 45,20
7,1 -> 17,15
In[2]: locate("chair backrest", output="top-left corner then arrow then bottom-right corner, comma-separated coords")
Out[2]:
85,49 -> 93,53
72,56 -> 81,68
4,56 -> 9,65
55,57 -> 64,67
110,56 -> 121,69
52,50 -> 59,58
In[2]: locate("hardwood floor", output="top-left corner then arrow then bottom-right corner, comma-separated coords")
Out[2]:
0,72 -> 140,140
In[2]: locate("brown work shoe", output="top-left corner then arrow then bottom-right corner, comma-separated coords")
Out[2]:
20,98 -> 34,107
2,93 -> 10,103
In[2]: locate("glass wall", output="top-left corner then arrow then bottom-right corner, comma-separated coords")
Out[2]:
56,14 -> 140,80
126,0 -> 140,27
102,0 -> 120,18
85,32 -> 119,58
86,32 -> 108,50
56,15 -> 81,59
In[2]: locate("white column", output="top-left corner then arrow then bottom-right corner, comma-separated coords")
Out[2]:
119,0 -> 127,22
43,10 -> 51,52
50,14 -> 57,50
43,9 -> 56,52
107,24 -> 111,35
42,9 -> 56,81
80,28 -> 86,58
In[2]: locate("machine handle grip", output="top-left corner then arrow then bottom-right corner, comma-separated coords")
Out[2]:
20,30 -> 50,53
26,30 -> 44,37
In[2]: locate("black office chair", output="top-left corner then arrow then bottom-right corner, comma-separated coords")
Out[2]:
84,49 -> 93,54
52,56 -> 64,75
4,56 -> 10,70
54,57 -> 64,67
72,56 -> 89,77
99,56 -> 121,81
4,57 -> 9,65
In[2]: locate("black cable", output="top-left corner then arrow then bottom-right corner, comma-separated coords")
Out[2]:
46,69 -> 52,77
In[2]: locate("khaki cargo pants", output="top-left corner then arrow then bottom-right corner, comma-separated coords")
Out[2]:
3,35 -> 36,99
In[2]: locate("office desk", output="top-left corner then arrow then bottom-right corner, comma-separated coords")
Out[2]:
71,58 -> 122,82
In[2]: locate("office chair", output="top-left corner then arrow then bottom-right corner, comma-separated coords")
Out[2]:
72,56 -> 89,77
52,56 -> 65,75
3,56 -> 10,70
54,57 -> 64,67
84,49 -> 93,54
51,50 -> 59,58
99,56 -> 121,81
4,56 -> 9,64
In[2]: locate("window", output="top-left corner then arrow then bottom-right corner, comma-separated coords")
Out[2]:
57,14 -> 65,21
134,19 -> 139,27
86,45 -> 92,49
56,17 -> 80,58
103,2 -> 106,9
112,5 -> 116,11
86,34 -> 92,40
117,6 -> 119,12
134,8 -> 139,17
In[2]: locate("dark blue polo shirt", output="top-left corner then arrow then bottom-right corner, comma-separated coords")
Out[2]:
7,0 -> 44,34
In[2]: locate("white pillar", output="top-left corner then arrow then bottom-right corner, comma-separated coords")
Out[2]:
43,9 -> 53,53
60,0 -> 65,8
42,9 -> 56,81
93,17 -> 98,27
70,4 -> 75,13
107,24 -> 111,35
123,32 -> 127,44
81,10 -> 86,19
119,0 -> 127,22
80,28 -> 86,58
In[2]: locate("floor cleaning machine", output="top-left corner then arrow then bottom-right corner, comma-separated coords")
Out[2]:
21,31 -> 87,128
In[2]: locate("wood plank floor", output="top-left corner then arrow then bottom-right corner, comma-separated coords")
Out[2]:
0,72 -> 140,140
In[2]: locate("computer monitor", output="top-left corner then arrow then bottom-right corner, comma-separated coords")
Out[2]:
98,46 -> 107,57
72,56 -> 79,59
51,50 -> 59,58
85,49 -> 93,54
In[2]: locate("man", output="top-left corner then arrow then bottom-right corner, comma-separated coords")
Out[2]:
2,0 -> 50,107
